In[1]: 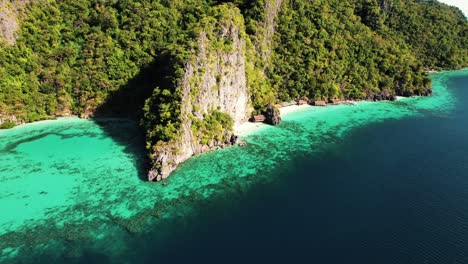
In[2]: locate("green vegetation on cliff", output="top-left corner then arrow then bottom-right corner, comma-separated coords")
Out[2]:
268,0 -> 427,101
266,0 -> 466,102
0,121 -> 16,129
0,0 -> 202,124
191,110 -> 234,145
385,0 -> 467,69
0,0 -> 466,156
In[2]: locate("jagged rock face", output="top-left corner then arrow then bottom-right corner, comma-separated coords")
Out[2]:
148,11 -> 252,181
0,0 -> 31,45
147,2 -> 286,181
183,29 -> 250,128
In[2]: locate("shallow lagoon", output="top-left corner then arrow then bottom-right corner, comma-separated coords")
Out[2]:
1,70 -> 467,263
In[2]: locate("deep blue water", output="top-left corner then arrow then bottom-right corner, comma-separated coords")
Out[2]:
4,74 -> 468,264
133,75 -> 468,264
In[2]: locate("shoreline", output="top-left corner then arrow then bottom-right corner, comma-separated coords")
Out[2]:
235,94 -> 429,137
235,121 -> 267,137
234,104 -> 323,137
0,95 -> 422,136
279,104 -> 313,115
0,116 -> 140,132
0,68 -> 465,264
0,116 -> 81,131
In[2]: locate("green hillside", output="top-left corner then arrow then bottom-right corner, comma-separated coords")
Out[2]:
0,0 -> 466,160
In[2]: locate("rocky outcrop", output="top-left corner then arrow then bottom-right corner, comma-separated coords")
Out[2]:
0,0 -> 32,45
182,29 -> 250,128
365,88 -> 432,101
0,113 -> 27,129
0,114 -> 21,126
365,90 -> 396,101
147,7 -> 252,181
147,2 -> 287,181
265,104 -> 281,125
422,90 -> 433,96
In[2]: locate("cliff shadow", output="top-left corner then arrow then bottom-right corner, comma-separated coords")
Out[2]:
94,52 -> 179,118
91,118 -> 148,181
93,52 -> 180,181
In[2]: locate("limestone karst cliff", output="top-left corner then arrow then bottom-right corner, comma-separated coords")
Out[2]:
147,7 -> 253,181
146,1 -> 285,181
0,0 -> 466,179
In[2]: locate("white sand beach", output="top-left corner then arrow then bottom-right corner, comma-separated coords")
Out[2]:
235,104 -> 314,137
279,104 -> 313,115
235,121 -> 267,137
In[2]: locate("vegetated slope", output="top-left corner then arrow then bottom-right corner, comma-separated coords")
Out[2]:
267,0 -> 467,102
0,0 -> 466,178
386,0 -> 467,70
0,0 -> 197,123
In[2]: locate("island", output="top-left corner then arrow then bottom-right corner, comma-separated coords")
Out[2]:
0,0 -> 466,181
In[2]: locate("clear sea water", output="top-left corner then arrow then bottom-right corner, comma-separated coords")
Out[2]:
0,70 -> 467,263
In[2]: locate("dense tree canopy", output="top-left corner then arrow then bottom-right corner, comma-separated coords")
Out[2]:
0,0 -> 466,150
269,0 -> 425,101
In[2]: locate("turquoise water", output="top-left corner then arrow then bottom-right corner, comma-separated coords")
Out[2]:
0,69 -> 467,263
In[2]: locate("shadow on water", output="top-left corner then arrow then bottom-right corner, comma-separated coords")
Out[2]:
10,74 -> 468,264
91,118 -> 149,181
4,73 -> 468,264
91,51 -> 181,181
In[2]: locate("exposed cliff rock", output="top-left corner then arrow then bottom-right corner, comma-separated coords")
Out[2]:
0,0 -> 31,45
0,114 -> 22,127
148,7 -> 252,181
265,104 -> 281,125
147,2 -> 288,181
365,90 -> 396,101
364,88 -> 432,101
